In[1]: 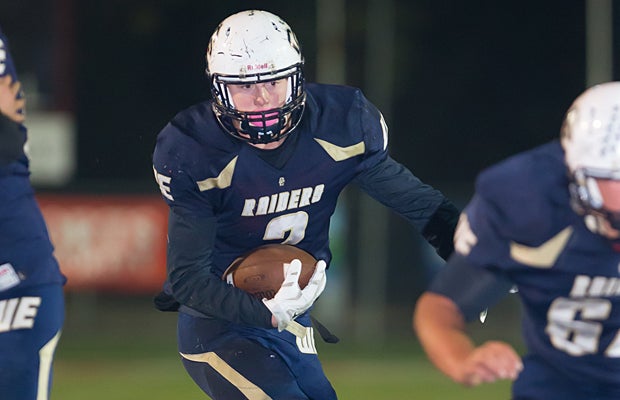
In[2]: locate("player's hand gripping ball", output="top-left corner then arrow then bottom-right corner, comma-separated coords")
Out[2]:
223,244 -> 318,299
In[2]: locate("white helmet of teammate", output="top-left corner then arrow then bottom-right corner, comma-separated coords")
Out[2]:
206,10 -> 305,144
561,81 -> 620,236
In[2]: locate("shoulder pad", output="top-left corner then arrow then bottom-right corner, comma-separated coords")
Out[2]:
305,84 -> 388,161
474,141 -> 570,243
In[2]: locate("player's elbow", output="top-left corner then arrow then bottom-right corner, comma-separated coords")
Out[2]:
413,291 -> 465,338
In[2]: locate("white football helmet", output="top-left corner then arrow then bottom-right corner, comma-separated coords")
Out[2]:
561,81 -> 620,235
206,10 -> 305,144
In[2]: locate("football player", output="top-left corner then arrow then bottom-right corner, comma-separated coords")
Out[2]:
0,27 -> 66,400
414,81 -> 620,399
152,9 -> 460,399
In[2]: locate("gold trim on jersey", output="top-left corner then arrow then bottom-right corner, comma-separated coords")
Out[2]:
180,351 -> 272,399
314,138 -> 365,161
197,156 -> 238,191
38,330 -> 62,400
509,226 -> 573,268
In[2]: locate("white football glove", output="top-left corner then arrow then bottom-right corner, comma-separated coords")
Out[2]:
263,258 -> 327,331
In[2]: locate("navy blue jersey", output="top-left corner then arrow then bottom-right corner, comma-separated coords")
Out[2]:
0,28 -> 65,291
153,83 -> 454,322
452,140 -> 620,388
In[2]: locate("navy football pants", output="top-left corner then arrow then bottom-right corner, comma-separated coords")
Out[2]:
178,312 -> 336,399
0,284 -> 64,400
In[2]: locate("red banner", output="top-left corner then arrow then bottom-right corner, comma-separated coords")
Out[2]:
37,195 -> 168,293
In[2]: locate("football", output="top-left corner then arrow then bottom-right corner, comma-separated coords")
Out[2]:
223,244 -> 317,300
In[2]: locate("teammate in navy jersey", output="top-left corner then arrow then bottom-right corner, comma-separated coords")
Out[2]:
152,10 -> 459,399
0,27 -> 66,400
414,81 -> 620,399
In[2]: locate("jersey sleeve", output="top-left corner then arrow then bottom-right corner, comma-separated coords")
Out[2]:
351,90 -> 459,259
429,252 -> 514,321
152,116 -> 272,327
457,193 -> 512,267
425,166 -> 523,320
355,155 -> 459,259
152,121 -> 215,217
165,207 -> 273,327
458,145 -> 566,268
356,90 -> 389,171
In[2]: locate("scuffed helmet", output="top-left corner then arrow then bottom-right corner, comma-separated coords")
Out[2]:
206,10 -> 305,144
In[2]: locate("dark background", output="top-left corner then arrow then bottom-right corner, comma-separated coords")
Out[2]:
1,0 -> 618,312
4,0 -> 611,183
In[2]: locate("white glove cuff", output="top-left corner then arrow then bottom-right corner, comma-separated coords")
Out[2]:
263,298 -> 293,331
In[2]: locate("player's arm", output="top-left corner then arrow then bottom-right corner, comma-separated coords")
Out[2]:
350,90 -> 459,260
166,206 -> 274,328
354,155 -> 460,260
152,125 -> 275,327
413,253 -> 522,386
0,76 -> 25,165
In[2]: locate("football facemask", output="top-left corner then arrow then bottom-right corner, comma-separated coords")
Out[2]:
210,69 -> 305,144
569,170 -> 620,237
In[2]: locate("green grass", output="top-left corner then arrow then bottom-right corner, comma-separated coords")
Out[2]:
54,358 -> 205,399
51,294 -> 517,399
53,354 -> 512,400
325,359 -> 511,399
53,346 -> 512,400
319,339 -> 512,400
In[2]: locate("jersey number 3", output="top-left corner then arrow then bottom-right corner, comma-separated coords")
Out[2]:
263,211 -> 309,245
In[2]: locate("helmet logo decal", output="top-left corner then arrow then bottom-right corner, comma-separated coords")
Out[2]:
246,63 -> 269,72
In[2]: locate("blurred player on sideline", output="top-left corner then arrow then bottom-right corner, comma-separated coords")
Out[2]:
152,9 -> 460,400
0,27 -> 66,400
414,81 -> 620,399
